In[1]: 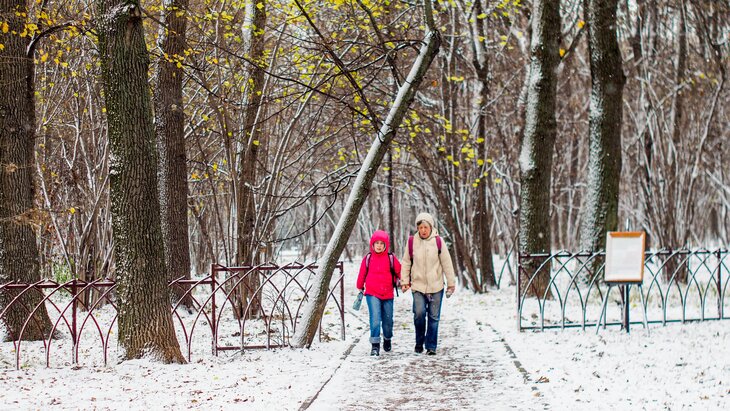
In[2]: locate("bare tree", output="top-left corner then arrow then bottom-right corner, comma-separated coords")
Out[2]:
154,0 -> 193,307
578,0 -> 625,257
469,0 -> 496,289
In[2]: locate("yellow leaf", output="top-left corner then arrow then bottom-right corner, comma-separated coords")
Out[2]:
69,207 -> 76,214
578,20 -> 585,29
1,22 -> 7,33
253,140 -> 260,146
559,48 -> 566,57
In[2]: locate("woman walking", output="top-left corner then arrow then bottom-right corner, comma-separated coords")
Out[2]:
400,213 -> 456,355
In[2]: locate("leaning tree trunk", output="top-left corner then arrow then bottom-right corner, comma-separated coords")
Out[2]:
518,0 -> 561,299
234,0 -> 267,319
0,0 -> 54,341
97,0 -> 185,363
291,1 -> 441,348
154,0 -> 193,308
578,0 -> 626,282
471,0 -> 496,290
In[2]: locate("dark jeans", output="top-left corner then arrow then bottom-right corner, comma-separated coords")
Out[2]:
365,295 -> 394,344
412,289 -> 443,351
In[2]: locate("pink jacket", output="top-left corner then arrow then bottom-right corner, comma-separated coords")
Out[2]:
356,230 -> 402,300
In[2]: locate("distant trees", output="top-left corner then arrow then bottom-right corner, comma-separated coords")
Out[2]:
0,0 -> 727,354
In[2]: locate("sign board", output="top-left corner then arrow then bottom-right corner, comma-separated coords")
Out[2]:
604,231 -> 646,283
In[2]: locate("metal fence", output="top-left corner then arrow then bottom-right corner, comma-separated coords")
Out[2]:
518,249 -> 729,331
0,262 -> 345,369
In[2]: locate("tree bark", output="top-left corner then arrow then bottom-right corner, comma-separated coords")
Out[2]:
292,3 -> 441,348
471,0 -> 496,290
154,0 -> 193,308
234,0 -> 267,319
578,0 -> 626,255
518,0 -> 561,298
0,0 -> 54,341
97,0 -> 185,363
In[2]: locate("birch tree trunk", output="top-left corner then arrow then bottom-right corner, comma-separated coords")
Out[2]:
97,0 -> 185,363
292,1 -> 441,348
518,0 -> 560,298
0,0 -> 54,341
578,0 -> 626,257
154,0 -> 193,307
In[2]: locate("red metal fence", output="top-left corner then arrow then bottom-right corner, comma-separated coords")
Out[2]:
0,262 -> 345,369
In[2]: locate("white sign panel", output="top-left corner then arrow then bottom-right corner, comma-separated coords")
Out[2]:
604,232 -> 646,283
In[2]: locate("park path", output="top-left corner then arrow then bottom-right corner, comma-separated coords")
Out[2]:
301,293 -> 544,411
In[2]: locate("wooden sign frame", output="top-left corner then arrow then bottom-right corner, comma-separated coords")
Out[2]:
604,231 -> 646,283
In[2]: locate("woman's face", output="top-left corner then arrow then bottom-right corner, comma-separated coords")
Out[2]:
417,222 -> 431,239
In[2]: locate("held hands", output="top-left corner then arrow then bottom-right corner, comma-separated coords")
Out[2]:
401,283 -> 411,293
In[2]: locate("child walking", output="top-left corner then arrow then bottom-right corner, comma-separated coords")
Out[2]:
356,230 -> 401,356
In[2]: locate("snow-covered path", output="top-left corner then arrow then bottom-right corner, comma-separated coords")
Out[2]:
304,293 -> 541,411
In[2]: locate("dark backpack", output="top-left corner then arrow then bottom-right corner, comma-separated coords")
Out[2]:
407,235 -> 442,265
365,252 -> 399,297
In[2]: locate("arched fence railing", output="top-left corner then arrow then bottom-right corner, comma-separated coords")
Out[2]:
518,249 -> 729,331
0,261 -> 344,369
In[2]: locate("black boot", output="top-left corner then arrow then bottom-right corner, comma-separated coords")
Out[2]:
383,339 -> 392,352
414,344 -> 423,353
370,343 -> 380,356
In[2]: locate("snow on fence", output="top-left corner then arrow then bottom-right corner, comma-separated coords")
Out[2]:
0,262 -> 345,369
518,249 -> 730,331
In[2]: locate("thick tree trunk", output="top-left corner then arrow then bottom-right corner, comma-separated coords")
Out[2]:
291,16 -> 441,348
154,0 -> 193,308
518,0 -> 561,298
0,0 -> 54,341
234,0 -> 267,319
578,0 -> 626,256
97,0 -> 185,363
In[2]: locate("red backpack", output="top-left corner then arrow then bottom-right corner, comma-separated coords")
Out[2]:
364,252 -> 399,297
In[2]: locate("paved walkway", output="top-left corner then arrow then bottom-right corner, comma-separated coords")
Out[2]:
302,295 -> 542,411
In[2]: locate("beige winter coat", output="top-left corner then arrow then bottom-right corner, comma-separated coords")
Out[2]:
400,213 -> 456,294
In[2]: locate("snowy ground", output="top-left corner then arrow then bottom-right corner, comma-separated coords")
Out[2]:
1,259 -> 728,410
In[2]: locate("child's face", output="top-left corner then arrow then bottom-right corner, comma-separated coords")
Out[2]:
373,240 -> 386,253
